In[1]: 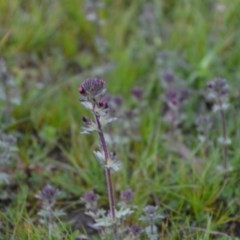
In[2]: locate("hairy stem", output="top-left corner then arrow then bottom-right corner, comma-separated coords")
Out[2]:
94,111 -> 116,220
48,207 -> 53,240
94,111 -> 119,239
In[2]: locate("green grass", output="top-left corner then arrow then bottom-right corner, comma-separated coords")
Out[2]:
1,0 -> 240,239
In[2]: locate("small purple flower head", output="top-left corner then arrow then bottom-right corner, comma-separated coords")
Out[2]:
39,184 -> 58,203
207,77 -> 229,99
81,190 -> 99,204
81,190 -> 99,210
79,77 -> 105,100
161,70 -> 175,86
111,95 -> 123,107
96,99 -> 108,109
82,116 -> 91,125
120,189 -> 134,203
165,88 -> 181,108
144,205 -> 158,216
131,87 -> 144,100
164,87 -> 189,108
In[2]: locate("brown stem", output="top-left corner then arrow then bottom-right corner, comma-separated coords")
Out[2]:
94,111 -> 116,220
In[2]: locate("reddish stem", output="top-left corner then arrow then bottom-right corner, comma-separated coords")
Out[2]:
94,111 -> 116,220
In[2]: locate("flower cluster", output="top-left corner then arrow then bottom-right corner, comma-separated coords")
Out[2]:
207,77 -> 229,112
81,190 -> 99,211
161,70 -> 176,89
162,86 -> 189,133
158,58 -> 190,135
164,87 -> 188,109
79,77 -> 105,102
207,78 -> 229,100
79,78 -> 120,170
120,189 -> 135,203
37,184 -> 59,206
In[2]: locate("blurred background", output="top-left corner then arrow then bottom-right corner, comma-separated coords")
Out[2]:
1,0 -> 240,133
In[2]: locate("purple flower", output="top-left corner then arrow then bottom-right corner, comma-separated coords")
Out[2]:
79,77 -> 105,99
81,190 -> 99,204
165,87 -> 189,108
161,70 -> 175,85
165,88 -> 181,107
96,99 -> 108,109
131,87 -> 144,100
120,189 -> 134,203
144,205 -> 158,216
207,77 -> 229,99
39,184 -> 58,202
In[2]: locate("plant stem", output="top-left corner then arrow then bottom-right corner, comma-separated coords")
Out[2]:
217,97 -> 228,169
150,218 -> 154,236
47,205 -> 54,240
94,111 -> 116,220
94,111 -> 119,239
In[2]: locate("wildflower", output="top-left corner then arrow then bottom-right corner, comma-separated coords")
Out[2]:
78,77 -> 105,100
165,87 -> 189,108
81,190 -> 99,204
81,190 -> 99,211
161,70 -> 175,87
140,205 -> 164,222
131,87 -> 144,100
144,205 -> 158,216
36,184 -> 64,238
140,205 -> 164,240
207,77 -> 229,100
96,99 -> 108,109
37,184 -> 58,205
79,77 -> 118,227
165,88 -> 182,108
120,189 -> 134,203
